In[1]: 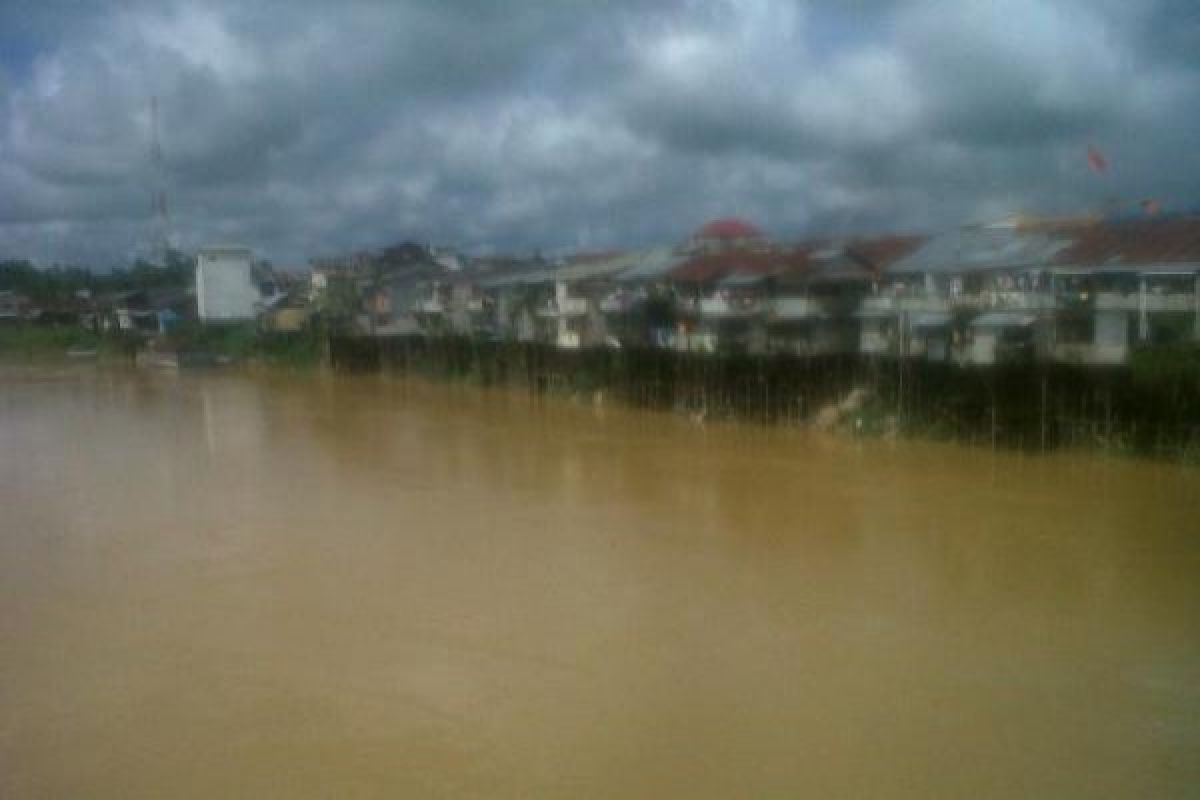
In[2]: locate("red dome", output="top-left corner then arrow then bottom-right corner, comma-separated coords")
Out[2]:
694,218 -> 763,240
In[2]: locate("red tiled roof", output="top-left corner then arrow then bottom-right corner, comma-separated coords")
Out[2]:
694,218 -> 764,240
1055,217 -> 1200,266
769,235 -> 923,282
668,247 -> 807,283
844,235 -> 926,270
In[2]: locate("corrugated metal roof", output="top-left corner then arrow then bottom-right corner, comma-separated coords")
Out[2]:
482,248 -> 682,285
669,248 -> 806,283
617,248 -> 689,282
804,246 -> 874,284
478,268 -> 555,288
551,250 -> 640,282
888,228 -> 1070,275
775,235 -> 922,284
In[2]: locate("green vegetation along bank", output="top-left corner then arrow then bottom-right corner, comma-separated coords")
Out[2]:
332,334 -> 1200,463
0,323 -> 324,370
5,323 -> 1196,462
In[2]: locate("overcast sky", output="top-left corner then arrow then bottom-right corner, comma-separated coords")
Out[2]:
1,0 -> 1197,267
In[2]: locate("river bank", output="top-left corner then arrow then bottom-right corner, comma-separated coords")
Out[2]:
0,322 -> 323,369
331,334 -> 1200,463
3,323 -> 1198,462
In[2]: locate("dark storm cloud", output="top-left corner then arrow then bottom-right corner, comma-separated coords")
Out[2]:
0,0 -> 1197,266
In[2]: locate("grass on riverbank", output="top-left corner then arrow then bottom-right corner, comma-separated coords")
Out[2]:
0,323 -> 136,362
333,334 -> 1200,463
165,322 -> 324,368
0,321 -> 325,369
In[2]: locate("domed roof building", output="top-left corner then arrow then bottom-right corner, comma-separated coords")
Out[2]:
690,218 -> 765,252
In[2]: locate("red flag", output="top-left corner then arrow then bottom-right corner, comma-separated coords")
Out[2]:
1087,144 -> 1108,174
1140,198 -> 1161,216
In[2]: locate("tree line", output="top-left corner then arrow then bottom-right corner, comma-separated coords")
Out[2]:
0,251 -> 194,307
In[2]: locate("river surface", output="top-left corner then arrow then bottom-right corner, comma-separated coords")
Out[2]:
1,364 -> 1197,798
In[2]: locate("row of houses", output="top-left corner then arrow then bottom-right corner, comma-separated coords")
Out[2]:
0,285 -> 197,334
331,215 -> 1200,367
10,217 -> 1195,370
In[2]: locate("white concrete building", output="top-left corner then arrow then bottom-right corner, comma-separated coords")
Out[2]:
196,246 -> 258,322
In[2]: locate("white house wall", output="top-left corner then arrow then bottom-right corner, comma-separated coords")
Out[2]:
197,249 -> 258,321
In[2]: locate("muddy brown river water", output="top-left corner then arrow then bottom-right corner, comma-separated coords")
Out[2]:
1,365 -> 1197,798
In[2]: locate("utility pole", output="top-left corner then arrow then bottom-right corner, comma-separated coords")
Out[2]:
149,96 -> 171,267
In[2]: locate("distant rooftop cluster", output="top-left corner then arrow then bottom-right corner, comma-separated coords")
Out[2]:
305,212 -> 1200,291
287,212 -> 1200,367
4,211 -> 1199,368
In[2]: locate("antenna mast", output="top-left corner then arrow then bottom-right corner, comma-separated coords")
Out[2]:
149,96 -> 171,267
